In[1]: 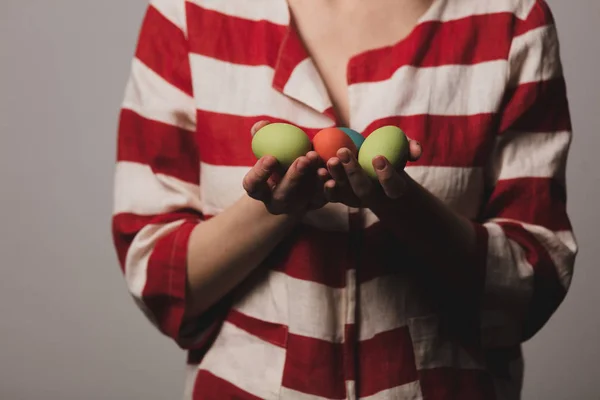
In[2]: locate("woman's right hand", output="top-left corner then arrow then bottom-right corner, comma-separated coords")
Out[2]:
242,121 -> 329,216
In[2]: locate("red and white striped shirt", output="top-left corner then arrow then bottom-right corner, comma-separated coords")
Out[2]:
112,0 -> 577,398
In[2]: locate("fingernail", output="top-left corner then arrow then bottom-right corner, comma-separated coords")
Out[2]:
374,157 -> 386,170
339,150 -> 350,164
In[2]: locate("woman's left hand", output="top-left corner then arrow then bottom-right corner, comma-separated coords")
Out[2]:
320,139 -> 423,207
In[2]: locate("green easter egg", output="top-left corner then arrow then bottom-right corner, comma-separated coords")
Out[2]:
358,126 -> 409,179
251,123 -> 312,169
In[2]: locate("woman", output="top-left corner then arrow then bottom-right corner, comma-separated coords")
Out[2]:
112,0 -> 577,398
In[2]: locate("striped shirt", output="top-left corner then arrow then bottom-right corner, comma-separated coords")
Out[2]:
111,0 -> 577,398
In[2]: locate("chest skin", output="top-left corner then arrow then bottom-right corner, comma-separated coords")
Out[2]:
287,0 -> 434,126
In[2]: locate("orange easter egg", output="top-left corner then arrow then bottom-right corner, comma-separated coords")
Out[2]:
312,127 -> 358,162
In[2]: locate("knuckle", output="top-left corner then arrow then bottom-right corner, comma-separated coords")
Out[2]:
271,191 -> 287,204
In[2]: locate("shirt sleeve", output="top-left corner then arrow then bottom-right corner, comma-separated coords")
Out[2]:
111,0 -> 224,349
473,0 -> 578,348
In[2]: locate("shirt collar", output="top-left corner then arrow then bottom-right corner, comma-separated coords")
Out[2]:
272,5 -> 337,122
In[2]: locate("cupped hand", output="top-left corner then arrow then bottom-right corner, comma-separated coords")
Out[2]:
242,121 -> 329,215
320,139 -> 423,207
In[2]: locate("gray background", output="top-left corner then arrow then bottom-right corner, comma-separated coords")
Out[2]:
0,0 -> 598,399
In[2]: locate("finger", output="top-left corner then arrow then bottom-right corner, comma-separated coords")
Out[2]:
243,156 -> 278,201
324,179 -> 341,203
317,167 -> 331,182
271,156 -> 311,202
316,167 -> 332,203
306,150 -> 322,170
308,169 -> 328,209
373,156 -> 406,199
338,148 -> 373,200
408,140 -> 422,162
326,157 -> 348,186
306,150 -> 319,163
251,120 -> 271,136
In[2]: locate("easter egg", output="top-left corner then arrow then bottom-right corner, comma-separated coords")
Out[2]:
312,127 -> 358,162
339,127 -> 365,150
358,125 -> 409,179
251,123 -> 312,169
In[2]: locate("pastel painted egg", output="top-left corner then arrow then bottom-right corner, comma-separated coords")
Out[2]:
251,123 -> 312,169
339,127 -> 365,150
312,127 -> 358,162
358,125 -> 409,179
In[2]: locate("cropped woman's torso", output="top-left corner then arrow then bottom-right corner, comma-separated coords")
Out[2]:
181,1 -> 529,399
